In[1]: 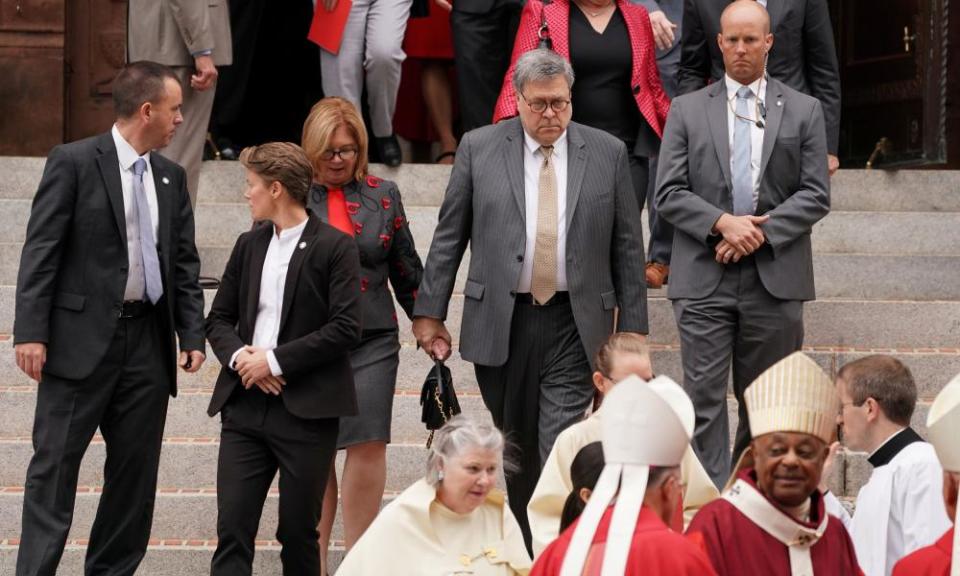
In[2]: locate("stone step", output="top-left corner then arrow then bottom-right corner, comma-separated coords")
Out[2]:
1,288 -> 959,352
4,157 -> 960,213
4,241 -> 957,300
1,339 -> 954,398
0,544 -> 343,575
0,486 -> 398,545
5,199 -> 960,259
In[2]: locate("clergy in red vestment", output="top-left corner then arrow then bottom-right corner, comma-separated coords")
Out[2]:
893,373 -> 960,576
686,352 -> 864,576
532,375 -> 717,576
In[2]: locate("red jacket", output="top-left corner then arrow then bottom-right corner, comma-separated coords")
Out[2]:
492,0 -> 670,138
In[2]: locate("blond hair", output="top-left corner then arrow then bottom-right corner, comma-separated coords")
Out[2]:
301,97 -> 369,183
594,333 -> 650,377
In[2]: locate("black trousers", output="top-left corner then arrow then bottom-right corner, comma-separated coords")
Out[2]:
672,257 -> 804,488
16,310 -> 169,576
474,298 -> 593,552
451,1 -> 522,131
210,389 -> 338,576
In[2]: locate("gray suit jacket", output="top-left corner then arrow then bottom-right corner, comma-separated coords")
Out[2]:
415,118 -> 648,368
654,78 -> 830,301
677,0 -> 840,154
128,0 -> 233,67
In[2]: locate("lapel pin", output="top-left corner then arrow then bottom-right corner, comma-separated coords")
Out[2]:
161,176 -> 170,185
298,241 -> 307,249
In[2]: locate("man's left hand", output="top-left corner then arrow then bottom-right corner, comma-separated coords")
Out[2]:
828,154 -> 839,176
715,238 -> 759,264
236,346 -> 273,387
648,11 -> 677,51
179,350 -> 206,373
191,55 -> 218,92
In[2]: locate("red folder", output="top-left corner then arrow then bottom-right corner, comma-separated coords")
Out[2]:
307,0 -> 353,55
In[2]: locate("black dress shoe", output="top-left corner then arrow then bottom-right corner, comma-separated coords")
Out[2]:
375,134 -> 402,167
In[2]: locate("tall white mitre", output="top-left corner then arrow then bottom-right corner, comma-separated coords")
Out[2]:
559,375 -> 694,576
927,373 -> 960,576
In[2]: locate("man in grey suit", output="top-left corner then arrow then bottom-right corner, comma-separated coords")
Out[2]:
678,0 -> 841,175
128,0 -> 233,204
413,49 -> 648,548
655,0 -> 830,487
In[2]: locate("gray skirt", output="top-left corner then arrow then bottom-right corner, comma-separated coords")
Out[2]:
337,329 -> 401,449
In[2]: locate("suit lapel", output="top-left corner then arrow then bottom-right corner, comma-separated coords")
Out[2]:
245,224 -> 272,332
95,133 -> 127,245
503,119 -> 526,220
758,79 -> 784,186
565,124 -> 587,230
278,214 -> 320,335
151,158 -> 173,277
310,183 -> 331,224
707,81 -> 734,194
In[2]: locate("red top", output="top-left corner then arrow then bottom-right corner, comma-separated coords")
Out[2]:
893,527 -> 954,576
532,505 -> 716,576
492,0 -> 670,138
326,187 -> 354,235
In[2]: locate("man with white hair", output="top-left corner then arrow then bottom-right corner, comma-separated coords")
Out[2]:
531,375 -> 716,575
893,374 -> 960,575
686,352 -> 861,575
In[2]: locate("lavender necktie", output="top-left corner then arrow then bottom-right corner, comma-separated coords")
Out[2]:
732,86 -> 755,216
132,158 -> 163,303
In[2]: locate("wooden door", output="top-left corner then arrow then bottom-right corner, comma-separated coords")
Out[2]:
65,0 -> 126,142
830,0 -> 947,167
0,0 -> 64,155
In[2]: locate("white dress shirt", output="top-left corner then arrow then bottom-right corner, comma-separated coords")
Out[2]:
231,218 -> 309,377
112,125 -> 160,301
725,75 -> 766,213
824,432 -> 952,576
518,129 -> 569,293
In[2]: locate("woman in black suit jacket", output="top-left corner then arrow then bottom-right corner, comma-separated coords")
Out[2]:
301,97 -> 424,571
205,142 -> 362,576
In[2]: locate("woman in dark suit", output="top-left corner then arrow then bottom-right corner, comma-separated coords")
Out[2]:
301,97 -> 424,571
205,142 -> 362,575
493,0 -> 673,287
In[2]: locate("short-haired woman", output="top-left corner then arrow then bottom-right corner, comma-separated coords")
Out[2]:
336,415 -> 533,574
205,142 -> 363,575
301,97 -> 425,572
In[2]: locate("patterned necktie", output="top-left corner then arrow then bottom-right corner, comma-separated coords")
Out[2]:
132,158 -> 164,304
530,145 -> 557,305
326,187 -> 354,235
732,86 -> 755,216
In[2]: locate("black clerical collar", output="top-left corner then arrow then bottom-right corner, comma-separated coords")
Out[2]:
868,427 -> 924,467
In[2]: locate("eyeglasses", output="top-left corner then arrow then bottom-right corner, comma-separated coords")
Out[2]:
520,93 -> 570,114
319,146 -> 358,161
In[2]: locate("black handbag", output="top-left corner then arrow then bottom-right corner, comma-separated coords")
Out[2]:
537,0 -> 553,50
420,359 -> 462,447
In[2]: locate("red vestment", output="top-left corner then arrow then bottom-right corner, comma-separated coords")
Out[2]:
531,505 -> 716,576
893,528 -> 954,576
686,470 -> 863,576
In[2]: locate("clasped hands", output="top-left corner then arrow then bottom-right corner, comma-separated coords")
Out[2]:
712,213 -> 769,264
234,345 -> 285,395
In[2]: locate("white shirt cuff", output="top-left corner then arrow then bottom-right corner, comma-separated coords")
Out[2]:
267,350 -> 283,376
229,347 -> 244,370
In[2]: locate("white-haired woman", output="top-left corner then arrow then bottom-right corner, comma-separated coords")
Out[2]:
336,416 -> 532,575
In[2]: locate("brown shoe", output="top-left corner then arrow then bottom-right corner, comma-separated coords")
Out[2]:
645,262 -> 669,289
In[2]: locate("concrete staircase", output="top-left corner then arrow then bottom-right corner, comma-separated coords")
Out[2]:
1,157 -> 959,574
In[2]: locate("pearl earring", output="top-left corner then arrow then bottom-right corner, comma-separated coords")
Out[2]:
438,470 -> 445,482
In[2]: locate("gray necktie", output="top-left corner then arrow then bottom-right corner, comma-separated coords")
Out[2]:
132,158 -> 163,304
732,86 -> 754,216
